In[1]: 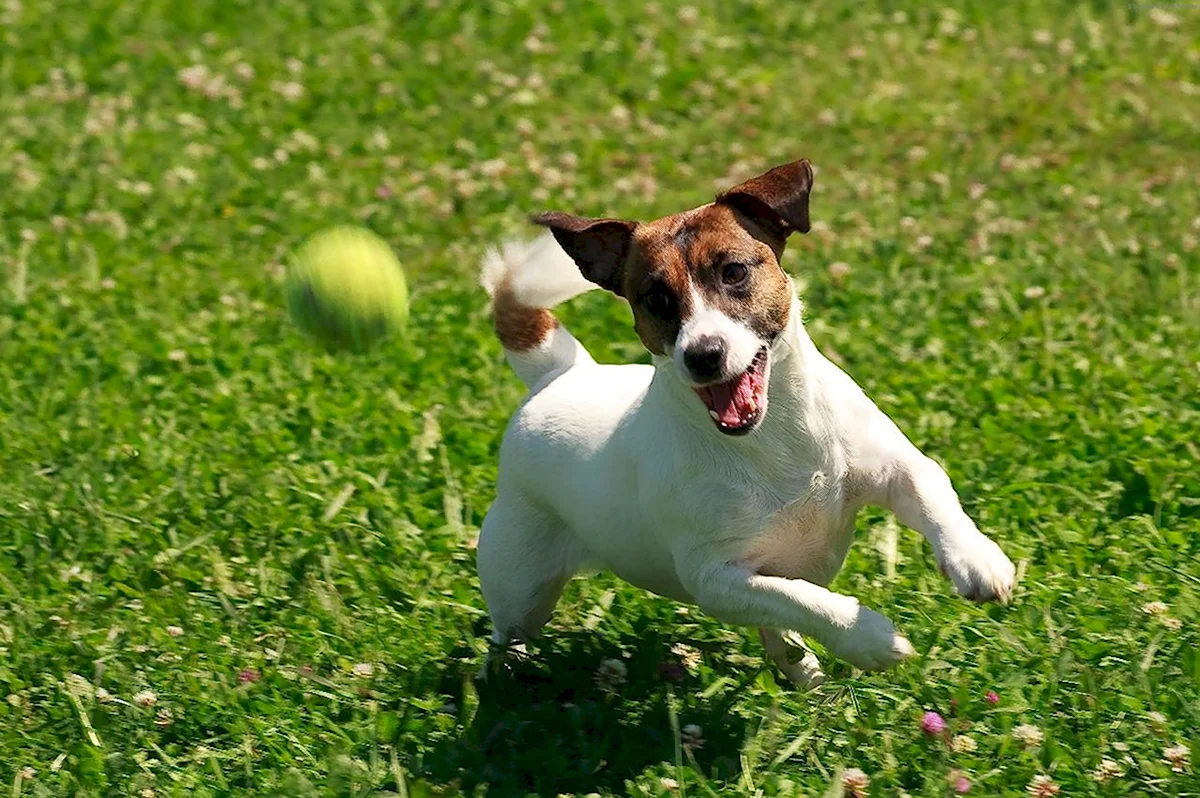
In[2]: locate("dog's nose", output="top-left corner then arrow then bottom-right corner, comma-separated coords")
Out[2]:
683,336 -> 726,381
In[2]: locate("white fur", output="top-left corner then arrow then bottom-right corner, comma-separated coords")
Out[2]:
673,285 -> 762,383
478,237 -> 1016,684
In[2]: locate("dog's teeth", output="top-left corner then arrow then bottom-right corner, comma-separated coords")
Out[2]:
747,398 -> 757,412
708,410 -> 720,421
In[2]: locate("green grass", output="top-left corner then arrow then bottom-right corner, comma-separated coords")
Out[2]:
2,0 -> 1198,795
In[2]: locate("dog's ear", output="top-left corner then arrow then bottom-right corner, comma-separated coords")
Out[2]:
532,212 -> 638,296
716,159 -> 814,242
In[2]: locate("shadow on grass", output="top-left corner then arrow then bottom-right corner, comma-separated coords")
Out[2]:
419,629 -> 752,796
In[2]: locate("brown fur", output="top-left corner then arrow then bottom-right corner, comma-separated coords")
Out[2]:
622,213 -> 695,355
717,159 -> 814,237
492,281 -> 558,352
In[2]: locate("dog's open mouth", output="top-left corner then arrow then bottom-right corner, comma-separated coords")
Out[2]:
693,348 -> 768,435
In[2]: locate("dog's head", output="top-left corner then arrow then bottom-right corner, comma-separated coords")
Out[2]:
535,159 -> 813,436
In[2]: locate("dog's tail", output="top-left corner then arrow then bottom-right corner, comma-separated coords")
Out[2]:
480,232 -> 598,388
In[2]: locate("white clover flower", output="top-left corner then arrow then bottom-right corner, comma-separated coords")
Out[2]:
842,768 -> 870,798
1027,775 -> 1059,796
951,734 -> 978,753
1164,744 -> 1190,773
594,658 -> 627,690
1091,758 -> 1123,782
1013,724 -> 1044,747
1143,600 -> 1168,615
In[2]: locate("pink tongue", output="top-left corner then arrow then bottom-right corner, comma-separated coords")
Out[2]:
705,369 -> 758,426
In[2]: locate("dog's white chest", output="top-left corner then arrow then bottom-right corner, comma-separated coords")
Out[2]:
737,472 -> 858,587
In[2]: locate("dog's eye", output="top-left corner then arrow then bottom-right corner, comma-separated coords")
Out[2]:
721,262 -> 749,286
644,287 -> 676,318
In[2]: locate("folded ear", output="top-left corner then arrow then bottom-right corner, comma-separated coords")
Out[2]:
532,212 -> 638,296
716,159 -> 814,241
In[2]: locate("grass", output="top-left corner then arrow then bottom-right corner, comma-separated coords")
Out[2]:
1,0 -> 1198,795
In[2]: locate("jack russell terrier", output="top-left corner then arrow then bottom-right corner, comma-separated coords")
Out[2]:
477,159 -> 1016,687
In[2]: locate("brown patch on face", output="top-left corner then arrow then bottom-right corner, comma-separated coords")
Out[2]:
682,204 -> 793,342
621,204 -> 792,353
491,280 -> 558,352
620,218 -> 694,355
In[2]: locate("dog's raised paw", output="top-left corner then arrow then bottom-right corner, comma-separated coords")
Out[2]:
941,534 -> 1016,604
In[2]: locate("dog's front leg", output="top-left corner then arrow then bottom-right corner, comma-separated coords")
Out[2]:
682,562 -> 915,671
882,451 -> 1016,603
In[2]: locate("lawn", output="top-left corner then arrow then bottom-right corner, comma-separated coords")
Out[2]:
1,0 -> 1198,795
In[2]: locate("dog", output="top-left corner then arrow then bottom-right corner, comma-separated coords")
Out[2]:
476,158 -> 1016,687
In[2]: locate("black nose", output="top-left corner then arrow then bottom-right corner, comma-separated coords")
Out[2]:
683,336 -> 726,381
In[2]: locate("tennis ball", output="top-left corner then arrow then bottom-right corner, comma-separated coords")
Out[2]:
284,226 -> 408,351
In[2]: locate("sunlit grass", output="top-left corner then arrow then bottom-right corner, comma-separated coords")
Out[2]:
1,0 -> 1197,795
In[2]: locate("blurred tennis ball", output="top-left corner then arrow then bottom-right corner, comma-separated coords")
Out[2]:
284,226 -> 408,351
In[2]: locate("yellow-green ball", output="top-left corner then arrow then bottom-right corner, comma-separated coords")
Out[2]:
284,226 -> 408,351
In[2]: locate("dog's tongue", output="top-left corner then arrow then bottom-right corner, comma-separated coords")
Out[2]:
696,362 -> 761,428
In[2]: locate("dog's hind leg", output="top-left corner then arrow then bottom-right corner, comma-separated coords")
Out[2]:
476,491 -> 577,679
759,628 -> 825,689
